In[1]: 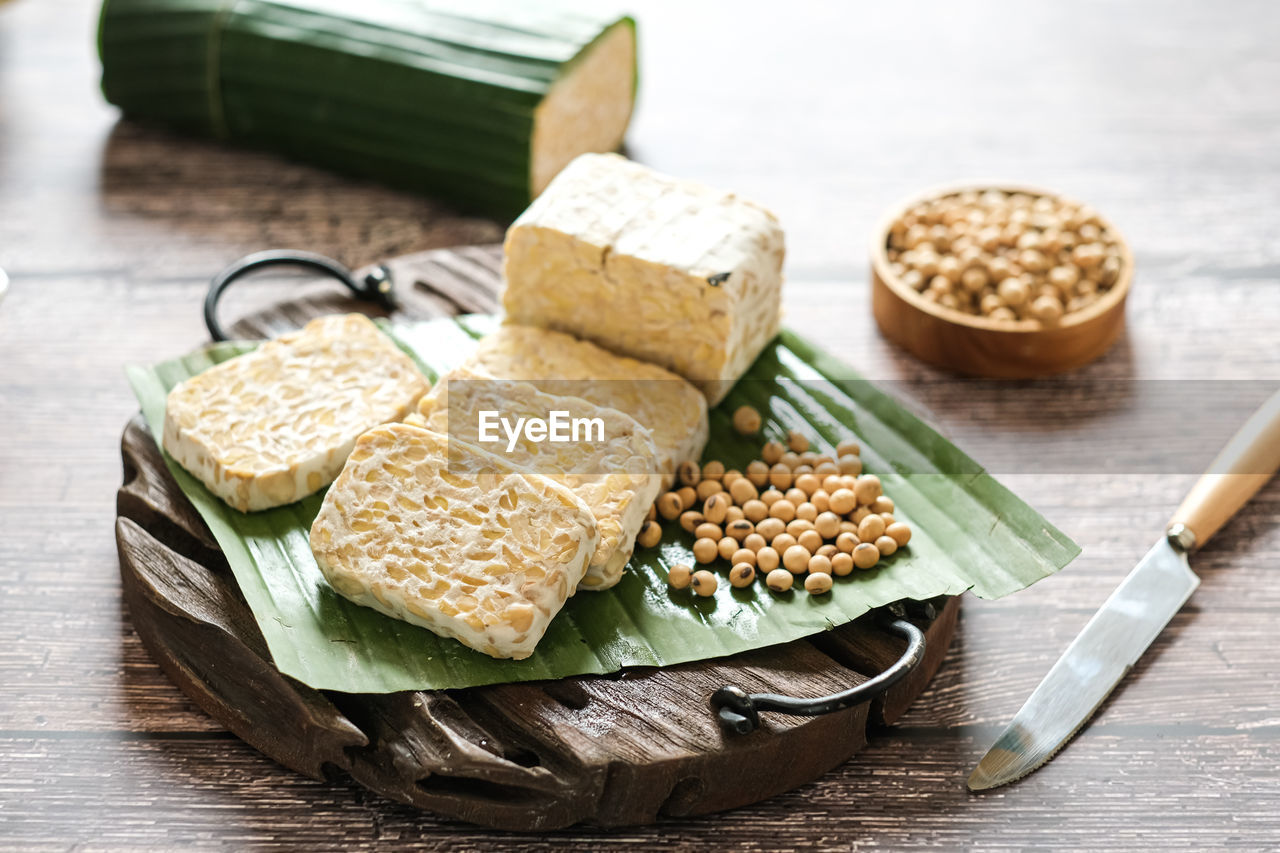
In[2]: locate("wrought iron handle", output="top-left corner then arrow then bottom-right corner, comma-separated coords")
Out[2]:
204,250 -> 396,342
711,605 -> 929,735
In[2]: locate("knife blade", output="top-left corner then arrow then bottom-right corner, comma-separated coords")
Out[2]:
969,389 -> 1280,792
967,536 -> 1198,790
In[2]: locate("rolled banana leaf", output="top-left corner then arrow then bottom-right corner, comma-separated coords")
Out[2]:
98,0 -> 638,216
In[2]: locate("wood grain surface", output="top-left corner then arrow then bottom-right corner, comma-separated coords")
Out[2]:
2,0 -> 1279,849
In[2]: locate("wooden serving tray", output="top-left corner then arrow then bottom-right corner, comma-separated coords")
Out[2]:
114,245 -> 959,830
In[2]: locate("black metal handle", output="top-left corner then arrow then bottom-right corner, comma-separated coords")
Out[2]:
711,604 -> 929,734
204,250 -> 396,342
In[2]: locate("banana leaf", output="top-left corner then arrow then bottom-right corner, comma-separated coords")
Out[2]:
125,316 -> 1079,693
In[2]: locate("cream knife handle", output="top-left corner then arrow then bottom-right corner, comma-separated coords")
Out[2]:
1168,389 -> 1280,550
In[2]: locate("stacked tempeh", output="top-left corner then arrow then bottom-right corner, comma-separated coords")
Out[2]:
412,368 -> 665,591
312,334 -> 705,656
458,324 -> 710,490
164,315 -> 706,658
163,153 -> 782,660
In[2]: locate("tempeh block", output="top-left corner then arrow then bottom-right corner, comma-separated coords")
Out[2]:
163,314 -> 428,512
417,368 -> 662,590
310,424 -> 599,660
502,153 -> 786,404
460,324 -> 708,488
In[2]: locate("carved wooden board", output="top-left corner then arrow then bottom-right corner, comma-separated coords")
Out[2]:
114,245 -> 959,830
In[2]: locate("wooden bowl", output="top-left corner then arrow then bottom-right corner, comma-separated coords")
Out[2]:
870,183 -> 1132,378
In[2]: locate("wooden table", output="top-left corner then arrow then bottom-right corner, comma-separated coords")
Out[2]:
2,0 -> 1278,848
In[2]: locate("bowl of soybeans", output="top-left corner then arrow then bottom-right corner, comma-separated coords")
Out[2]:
870,184 -> 1132,378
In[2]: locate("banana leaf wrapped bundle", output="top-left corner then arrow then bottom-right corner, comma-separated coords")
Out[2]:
97,0 -> 638,216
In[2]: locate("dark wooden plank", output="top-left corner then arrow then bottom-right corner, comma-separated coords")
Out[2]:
1,731 -> 1276,851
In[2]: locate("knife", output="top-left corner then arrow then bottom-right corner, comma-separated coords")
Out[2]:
968,389 -> 1280,791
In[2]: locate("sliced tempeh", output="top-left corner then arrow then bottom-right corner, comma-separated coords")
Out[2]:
163,314 -> 428,512
417,368 -> 662,591
311,424 -> 599,660
459,324 -> 709,489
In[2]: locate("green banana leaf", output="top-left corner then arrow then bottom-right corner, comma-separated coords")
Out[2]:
125,316 -> 1079,693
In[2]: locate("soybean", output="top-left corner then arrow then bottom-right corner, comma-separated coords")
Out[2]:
783,545 -> 812,573
696,479 -> 723,501
886,522 -> 913,547
693,538 -> 719,564
837,454 -> 863,476
766,568 -> 795,592
761,441 -> 786,465
804,573 -> 833,595
853,542 -> 880,569
742,499 -> 769,523
829,488 -> 857,515
733,405 -> 762,435
691,570 -> 718,596
787,430 -> 809,453
703,493 -> 729,524
637,520 -> 662,549
769,499 -> 797,522
797,529 -> 824,553
815,511 -> 841,539
668,564 -> 693,589
857,514 -> 886,543
808,554 -> 833,575
854,475 -> 882,506
755,517 -> 786,541
657,492 -> 684,520
786,518 -> 815,537
695,522 -> 724,541
729,477 -> 759,505
726,519 -> 754,542
769,463 -> 793,490
771,533 -> 798,554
